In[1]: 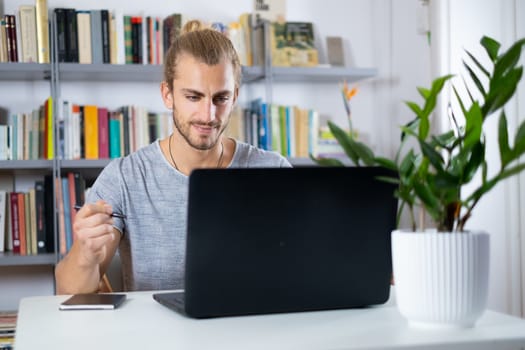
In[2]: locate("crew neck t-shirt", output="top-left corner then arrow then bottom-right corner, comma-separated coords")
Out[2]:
86,140 -> 291,291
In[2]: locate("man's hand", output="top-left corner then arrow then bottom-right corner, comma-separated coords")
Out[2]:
72,200 -> 116,268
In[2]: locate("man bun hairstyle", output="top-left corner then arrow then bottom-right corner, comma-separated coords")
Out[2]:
163,19 -> 242,91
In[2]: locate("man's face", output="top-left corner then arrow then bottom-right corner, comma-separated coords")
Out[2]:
161,54 -> 238,151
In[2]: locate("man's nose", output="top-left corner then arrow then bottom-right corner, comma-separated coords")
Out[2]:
201,100 -> 216,122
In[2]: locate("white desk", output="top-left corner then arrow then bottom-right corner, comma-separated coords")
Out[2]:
15,290 -> 525,350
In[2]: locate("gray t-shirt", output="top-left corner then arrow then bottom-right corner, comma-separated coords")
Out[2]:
86,140 -> 291,291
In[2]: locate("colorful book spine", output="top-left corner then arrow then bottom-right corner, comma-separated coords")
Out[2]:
35,0 -> 49,63
83,105 -> 99,159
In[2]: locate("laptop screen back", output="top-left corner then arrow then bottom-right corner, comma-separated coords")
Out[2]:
184,166 -> 398,318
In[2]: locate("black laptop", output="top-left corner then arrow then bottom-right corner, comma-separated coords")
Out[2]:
153,166 -> 398,318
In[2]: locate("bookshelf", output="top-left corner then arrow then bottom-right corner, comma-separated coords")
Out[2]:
0,62 -> 52,80
0,251 -> 55,266
0,6 -> 377,311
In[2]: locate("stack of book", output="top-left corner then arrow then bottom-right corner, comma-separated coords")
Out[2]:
57,102 -> 172,160
0,312 -> 16,350
0,179 -> 54,256
226,99 -> 320,158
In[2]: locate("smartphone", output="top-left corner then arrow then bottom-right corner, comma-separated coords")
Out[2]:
59,293 -> 126,310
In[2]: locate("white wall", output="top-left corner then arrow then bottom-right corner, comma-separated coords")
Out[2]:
6,0 -> 522,316
431,0 -> 525,316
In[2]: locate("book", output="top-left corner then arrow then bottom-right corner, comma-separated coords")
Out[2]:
43,175 -> 55,253
34,180 -> 47,253
163,13 -> 182,53
65,8 -> 79,62
109,111 -> 121,158
100,10 -> 110,63
61,177 -> 72,252
45,97 -> 53,159
18,5 -> 38,63
35,0 -> 50,63
271,22 -> 319,67
29,188 -> 37,254
55,176 -> 66,256
253,0 -> 286,23
83,105 -> 98,159
9,193 -> 20,253
90,10 -> 103,64
98,107 -> 109,158
326,36 -> 344,66
0,191 -> 5,252
0,18 -> 6,62
17,192 -> 26,255
131,16 -> 143,64
54,8 -> 67,62
5,15 -> 17,62
77,11 -> 92,64
123,15 -> 132,64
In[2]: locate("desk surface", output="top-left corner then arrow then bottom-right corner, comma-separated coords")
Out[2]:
15,290 -> 525,350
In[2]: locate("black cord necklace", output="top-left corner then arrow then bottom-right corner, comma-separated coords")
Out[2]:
168,134 -> 224,172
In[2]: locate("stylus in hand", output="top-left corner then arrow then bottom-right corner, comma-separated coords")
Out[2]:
73,205 -> 127,219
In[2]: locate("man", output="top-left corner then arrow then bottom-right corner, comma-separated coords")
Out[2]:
55,20 -> 290,294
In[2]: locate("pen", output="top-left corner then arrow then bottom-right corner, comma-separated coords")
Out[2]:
73,205 -> 127,219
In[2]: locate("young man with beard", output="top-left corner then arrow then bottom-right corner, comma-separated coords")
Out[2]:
55,20 -> 290,294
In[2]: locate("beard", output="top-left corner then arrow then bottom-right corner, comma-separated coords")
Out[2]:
171,104 -> 230,151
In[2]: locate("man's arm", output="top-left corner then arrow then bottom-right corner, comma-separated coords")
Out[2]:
55,201 -> 121,294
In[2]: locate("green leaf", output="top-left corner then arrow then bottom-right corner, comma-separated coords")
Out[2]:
493,38 -> 525,78
498,111 -> 512,168
399,150 -> 416,185
485,67 -> 523,116
480,36 -> 501,61
419,112 -> 430,140
351,140 -> 376,166
405,101 -> 423,118
433,171 -> 460,189
513,120 -> 525,157
465,49 -> 490,77
310,155 -> 345,167
413,181 -> 440,219
463,102 -> 483,151
452,85 -> 468,117
498,163 -> 525,181
419,140 -> 444,171
432,131 -> 455,149
463,141 -> 485,183
417,87 -> 431,99
327,121 -> 359,165
463,61 -> 487,98
375,176 -> 400,185
374,157 -> 397,171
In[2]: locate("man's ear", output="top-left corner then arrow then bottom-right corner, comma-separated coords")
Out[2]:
160,81 -> 173,109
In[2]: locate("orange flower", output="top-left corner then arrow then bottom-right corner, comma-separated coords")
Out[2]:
343,81 -> 359,100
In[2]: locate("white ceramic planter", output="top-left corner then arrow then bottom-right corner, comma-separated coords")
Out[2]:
391,230 -> 490,329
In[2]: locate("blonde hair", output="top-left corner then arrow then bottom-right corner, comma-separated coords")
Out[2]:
163,20 -> 242,91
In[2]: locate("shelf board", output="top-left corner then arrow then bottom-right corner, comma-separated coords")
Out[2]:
58,63 -> 163,82
0,252 -> 56,266
0,160 -> 53,170
0,62 -> 52,81
60,159 -> 113,169
271,66 -> 377,83
57,63 -> 266,83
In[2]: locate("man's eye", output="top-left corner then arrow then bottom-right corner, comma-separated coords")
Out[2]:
186,95 -> 200,102
213,96 -> 229,104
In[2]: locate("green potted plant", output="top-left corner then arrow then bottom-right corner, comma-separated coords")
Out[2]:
315,36 -> 525,328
